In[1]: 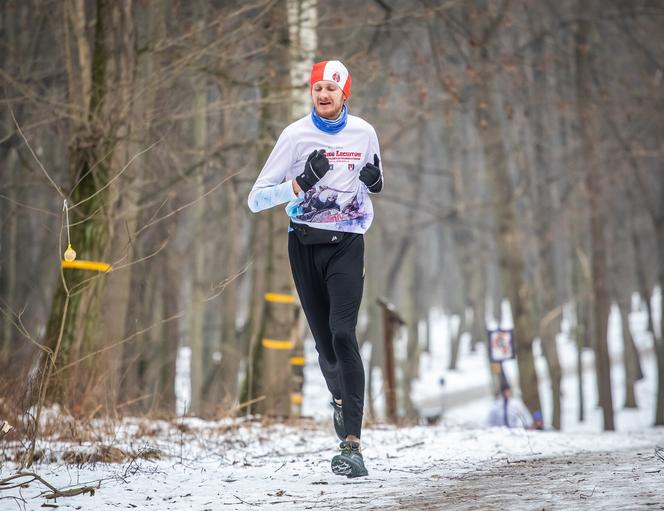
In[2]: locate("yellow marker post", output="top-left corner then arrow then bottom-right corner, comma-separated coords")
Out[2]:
61,260 -> 112,272
60,201 -> 112,272
264,292 -> 296,304
261,338 -> 294,350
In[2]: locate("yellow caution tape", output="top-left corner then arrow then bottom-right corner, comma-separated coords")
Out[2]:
290,356 -> 305,366
261,338 -> 294,350
290,393 -> 303,405
61,260 -> 112,272
264,292 -> 296,304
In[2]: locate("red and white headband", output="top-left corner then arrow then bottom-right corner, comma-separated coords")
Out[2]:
309,60 -> 351,98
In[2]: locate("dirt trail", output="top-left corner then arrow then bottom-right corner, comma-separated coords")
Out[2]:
372,448 -> 663,511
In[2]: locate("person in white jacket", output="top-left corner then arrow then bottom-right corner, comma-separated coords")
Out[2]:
488,380 -> 534,429
247,60 -> 383,478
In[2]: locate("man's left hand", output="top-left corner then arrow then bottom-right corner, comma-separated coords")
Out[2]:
359,154 -> 382,193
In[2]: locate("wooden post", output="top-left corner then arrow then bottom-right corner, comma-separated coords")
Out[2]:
377,298 -> 405,424
260,292 -> 298,417
383,308 -> 397,423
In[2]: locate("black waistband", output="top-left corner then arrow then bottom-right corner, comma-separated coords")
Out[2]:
290,221 -> 347,245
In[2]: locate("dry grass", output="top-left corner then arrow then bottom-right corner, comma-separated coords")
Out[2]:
62,445 -> 161,465
0,398 -> 330,469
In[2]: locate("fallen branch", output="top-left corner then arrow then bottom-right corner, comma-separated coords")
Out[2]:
396,440 -> 425,451
0,471 -> 98,500
234,494 -> 259,506
231,395 -> 266,413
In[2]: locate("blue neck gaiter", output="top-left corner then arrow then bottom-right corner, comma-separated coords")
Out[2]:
311,104 -> 348,135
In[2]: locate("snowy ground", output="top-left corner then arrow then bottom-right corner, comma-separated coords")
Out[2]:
2,417 -> 663,510
2,294 -> 662,510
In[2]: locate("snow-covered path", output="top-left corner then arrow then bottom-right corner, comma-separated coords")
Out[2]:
3,418 -> 662,510
406,448 -> 662,511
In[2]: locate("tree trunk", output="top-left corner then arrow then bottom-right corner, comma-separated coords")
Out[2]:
158,246 -> 180,414
41,0 -> 128,412
448,313 -> 465,371
240,209 -> 269,412
632,229 -> 657,353
0,3 -> 23,369
617,297 -> 639,408
523,11 -> 563,430
473,63 -> 542,418
91,0 -> 137,415
249,0 -> 296,417
458,0 -> 542,419
654,223 -> 664,425
448,113 -> 474,366
572,242 -> 592,422
118,0 -> 169,415
575,0 -> 614,430
363,231 -> 383,421
401,119 -> 427,419
255,213 -> 296,417
1,147 -> 18,368
540,314 -> 562,429
143,233 -> 179,415
187,74 -> 208,416
206,176 -> 242,410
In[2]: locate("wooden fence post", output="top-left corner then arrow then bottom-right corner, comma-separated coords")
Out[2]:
377,298 -> 405,424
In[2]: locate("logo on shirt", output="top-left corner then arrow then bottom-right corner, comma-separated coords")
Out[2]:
326,150 -> 362,161
348,163 -> 355,170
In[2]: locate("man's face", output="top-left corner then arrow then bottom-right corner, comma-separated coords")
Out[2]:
312,80 -> 345,119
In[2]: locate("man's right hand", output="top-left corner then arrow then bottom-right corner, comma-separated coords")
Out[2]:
295,149 -> 330,193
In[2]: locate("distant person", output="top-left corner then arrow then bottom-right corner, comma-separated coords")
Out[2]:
247,60 -> 383,478
488,380 -> 534,429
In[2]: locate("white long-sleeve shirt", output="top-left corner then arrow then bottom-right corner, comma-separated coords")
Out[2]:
488,397 -> 534,429
247,113 -> 382,234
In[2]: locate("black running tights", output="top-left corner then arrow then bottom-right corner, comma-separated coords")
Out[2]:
288,231 -> 365,438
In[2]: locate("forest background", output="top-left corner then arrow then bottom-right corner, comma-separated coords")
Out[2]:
0,0 -> 662,444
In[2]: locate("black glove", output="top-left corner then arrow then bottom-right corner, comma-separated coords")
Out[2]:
296,149 -> 330,193
360,154 -> 382,193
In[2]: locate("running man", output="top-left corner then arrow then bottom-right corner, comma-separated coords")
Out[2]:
248,60 -> 383,478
